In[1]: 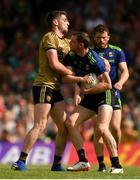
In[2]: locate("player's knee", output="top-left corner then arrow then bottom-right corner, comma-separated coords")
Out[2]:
111,123 -> 121,132
112,125 -> 121,135
34,120 -> 47,135
65,119 -> 74,129
96,125 -> 107,136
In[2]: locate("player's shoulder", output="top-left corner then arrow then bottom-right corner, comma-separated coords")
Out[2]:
89,48 -> 99,56
45,31 -> 57,37
87,48 -> 99,64
42,32 -> 57,40
108,44 -> 122,52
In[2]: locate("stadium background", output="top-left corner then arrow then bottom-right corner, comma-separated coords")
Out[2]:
0,0 -> 140,167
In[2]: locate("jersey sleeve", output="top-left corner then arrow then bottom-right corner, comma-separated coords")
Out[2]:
117,49 -> 126,63
41,33 -> 58,51
90,50 -> 106,76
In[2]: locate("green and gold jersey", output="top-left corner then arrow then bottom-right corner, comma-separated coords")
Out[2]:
33,32 -> 70,89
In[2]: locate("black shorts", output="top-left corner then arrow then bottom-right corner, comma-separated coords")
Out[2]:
80,90 -> 115,113
32,86 -> 63,106
112,97 -> 121,110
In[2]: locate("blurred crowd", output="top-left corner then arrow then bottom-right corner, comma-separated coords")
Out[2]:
0,0 -> 140,143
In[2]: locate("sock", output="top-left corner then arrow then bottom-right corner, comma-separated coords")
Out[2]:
19,152 -> 28,163
110,156 -> 122,168
53,155 -> 62,165
97,156 -> 104,165
77,149 -> 88,162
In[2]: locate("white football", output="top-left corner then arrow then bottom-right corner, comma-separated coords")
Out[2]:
84,73 -> 99,89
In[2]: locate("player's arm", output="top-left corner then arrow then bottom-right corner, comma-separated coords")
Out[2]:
74,84 -> 83,106
62,74 -> 83,83
83,72 -> 112,94
46,49 -> 73,75
62,74 -> 93,84
100,56 -> 111,72
114,62 -> 129,90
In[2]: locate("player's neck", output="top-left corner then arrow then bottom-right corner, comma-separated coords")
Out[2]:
77,48 -> 88,57
96,44 -> 108,49
53,28 -> 64,38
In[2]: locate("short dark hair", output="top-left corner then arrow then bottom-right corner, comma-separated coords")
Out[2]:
46,10 -> 67,28
73,32 -> 90,48
93,24 -> 110,36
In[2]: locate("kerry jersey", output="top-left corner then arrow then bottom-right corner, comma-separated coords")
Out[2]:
33,32 -> 70,90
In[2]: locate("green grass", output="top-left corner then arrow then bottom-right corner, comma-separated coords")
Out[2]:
0,164 -> 140,179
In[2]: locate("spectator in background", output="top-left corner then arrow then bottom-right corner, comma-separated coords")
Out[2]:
0,95 -> 5,119
121,118 -> 139,143
0,110 -> 16,142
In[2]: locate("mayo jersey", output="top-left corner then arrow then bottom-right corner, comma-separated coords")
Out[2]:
33,32 -> 70,90
93,44 -> 126,85
63,48 -> 106,77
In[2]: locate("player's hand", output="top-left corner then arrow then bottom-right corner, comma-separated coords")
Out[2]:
74,94 -> 82,106
80,83 -> 87,93
82,75 -> 94,84
100,56 -> 110,72
114,82 -> 123,90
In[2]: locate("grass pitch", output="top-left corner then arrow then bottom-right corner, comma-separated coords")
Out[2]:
0,164 -> 140,179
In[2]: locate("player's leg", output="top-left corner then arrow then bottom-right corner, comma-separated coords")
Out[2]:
93,115 -> 106,172
94,105 -> 113,172
66,105 -> 95,171
11,103 -> 51,171
50,84 -> 76,171
96,105 -> 116,156
109,109 -> 123,174
11,86 -> 54,171
110,109 -> 122,148
50,101 -> 68,171
24,104 -> 51,151
96,105 -> 123,173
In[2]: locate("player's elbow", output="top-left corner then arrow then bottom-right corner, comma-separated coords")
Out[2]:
108,82 -> 112,89
106,82 -> 112,90
50,62 -> 58,70
127,71 -> 129,80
